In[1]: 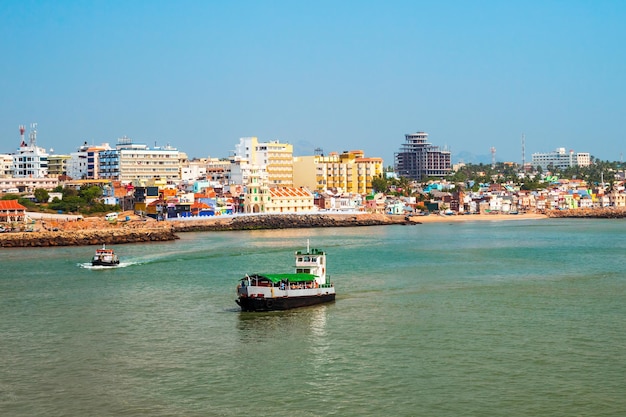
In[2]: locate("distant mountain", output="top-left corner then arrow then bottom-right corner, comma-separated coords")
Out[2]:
453,151 -> 492,165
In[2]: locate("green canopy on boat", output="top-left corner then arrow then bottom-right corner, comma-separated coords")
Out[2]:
255,273 -> 316,283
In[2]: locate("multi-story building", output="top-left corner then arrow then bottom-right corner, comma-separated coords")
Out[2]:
181,158 -> 208,182
243,165 -> 270,213
12,124 -> 49,178
229,156 -> 251,188
394,132 -> 451,181
47,154 -> 71,178
99,137 -> 187,184
531,148 -> 591,171
292,155 -> 317,191
234,137 -> 294,188
68,142 -> 115,180
265,187 -> 315,213
0,154 -> 14,178
0,177 -> 59,193
303,150 -> 383,194
206,158 -> 232,184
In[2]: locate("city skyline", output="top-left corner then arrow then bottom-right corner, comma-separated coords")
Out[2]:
4,123 -> 607,168
2,1 -> 625,165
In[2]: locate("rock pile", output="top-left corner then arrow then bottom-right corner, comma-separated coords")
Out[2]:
0,227 -> 178,248
1,212 -> 409,247
546,208 -> 626,219
170,213 -> 408,232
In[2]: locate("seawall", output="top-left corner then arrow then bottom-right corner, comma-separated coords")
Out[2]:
1,213 -> 409,248
546,208 -> 626,219
0,227 -> 179,248
169,213 -> 409,232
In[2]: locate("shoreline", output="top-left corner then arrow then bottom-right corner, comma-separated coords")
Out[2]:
4,209 -> 625,247
1,211 -> 547,248
405,212 -> 548,223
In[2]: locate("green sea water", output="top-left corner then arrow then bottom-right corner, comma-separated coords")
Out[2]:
1,219 -> 625,416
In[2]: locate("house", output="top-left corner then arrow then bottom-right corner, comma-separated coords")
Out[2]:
0,199 -> 27,223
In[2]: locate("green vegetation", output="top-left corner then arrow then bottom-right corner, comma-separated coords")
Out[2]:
47,186 -> 120,215
0,185 -> 120,215
372,159 -> 623,195
1,193 -> 38,210
34,188 -> 50,203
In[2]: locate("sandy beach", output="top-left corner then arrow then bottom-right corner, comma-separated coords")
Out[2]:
404,212 -> 548,224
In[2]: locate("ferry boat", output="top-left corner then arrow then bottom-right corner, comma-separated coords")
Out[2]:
236,242 -> 336,311
91,244 -> 120,266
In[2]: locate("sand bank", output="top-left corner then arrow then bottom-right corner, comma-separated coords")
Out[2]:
405,212 -> 548,224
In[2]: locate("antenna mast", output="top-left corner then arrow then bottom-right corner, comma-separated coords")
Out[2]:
19,125 -> 26,147
491,147 -> 496,169
29,123 -> 38,146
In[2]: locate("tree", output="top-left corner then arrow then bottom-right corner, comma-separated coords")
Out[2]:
78,186 -> 103,203
34,188 -> 50,203
371,175 -> 388,193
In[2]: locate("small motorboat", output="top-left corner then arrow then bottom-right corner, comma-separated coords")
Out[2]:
91,244 -> 120,266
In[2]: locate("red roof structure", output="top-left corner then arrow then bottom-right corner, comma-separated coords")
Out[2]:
0,199 -> 27,221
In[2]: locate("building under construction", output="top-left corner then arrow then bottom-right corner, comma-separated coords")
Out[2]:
394,132 -> 451,181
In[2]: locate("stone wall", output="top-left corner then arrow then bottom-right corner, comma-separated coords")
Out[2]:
0,227 -> 179,248
546,208 -> 626,219
170,213 -> 409,232
1,213 -> 410,247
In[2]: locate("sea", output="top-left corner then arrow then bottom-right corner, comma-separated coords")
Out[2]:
1,218 -> 625,417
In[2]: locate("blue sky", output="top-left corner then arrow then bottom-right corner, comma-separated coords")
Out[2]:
1,0 -> 625,166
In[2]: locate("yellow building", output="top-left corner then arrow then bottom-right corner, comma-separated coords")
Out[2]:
265,187 -> 315,213
302,150 -> 383,194
47,154 -> 71,177
235,137 -> 293,188
292,155 -> 317,191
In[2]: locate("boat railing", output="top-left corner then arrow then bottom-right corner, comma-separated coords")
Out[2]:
296,261 -> 320,267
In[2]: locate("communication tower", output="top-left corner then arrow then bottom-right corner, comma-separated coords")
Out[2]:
491,147 -> 496,169
29,123 -> 38,146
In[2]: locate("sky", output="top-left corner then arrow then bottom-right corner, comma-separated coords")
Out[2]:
1,0 -> 625,166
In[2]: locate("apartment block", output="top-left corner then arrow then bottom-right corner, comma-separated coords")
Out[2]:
99,137 -> 187,184
531,148 -> 591,171
307,150 -> 382,194
394,132 -> 451,180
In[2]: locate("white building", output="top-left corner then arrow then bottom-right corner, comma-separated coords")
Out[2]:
67,142 -> 113,180
12,124 -> 49,178
99,137 -> 187,184
531,148 -> 591,171
181,159 -> 208,182
234,137 -> 294,188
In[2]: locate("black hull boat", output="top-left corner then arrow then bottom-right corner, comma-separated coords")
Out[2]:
236,241 -> 336,312
91,244 -> 120,267
236,292 -> 336,312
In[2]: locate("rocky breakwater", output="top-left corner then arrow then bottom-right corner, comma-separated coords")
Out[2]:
546,208 -> 626,219
170,212 -> 410,232
0,218 -> 179,248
